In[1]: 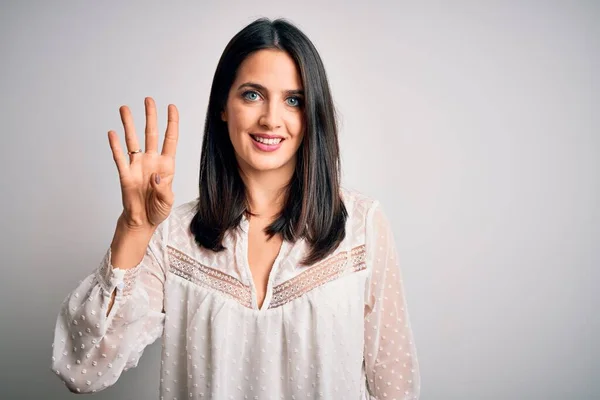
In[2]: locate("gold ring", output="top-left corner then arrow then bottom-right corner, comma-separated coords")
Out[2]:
128,149 -> 142,155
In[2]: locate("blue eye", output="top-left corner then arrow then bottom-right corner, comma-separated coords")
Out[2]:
242,91 -> 260,101
286,96 -> 303,107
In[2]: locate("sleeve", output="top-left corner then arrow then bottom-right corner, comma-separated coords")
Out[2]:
363,202 -> 421,399
50,221 -> 168,394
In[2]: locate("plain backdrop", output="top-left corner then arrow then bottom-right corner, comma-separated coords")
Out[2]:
0,1 -> 597,399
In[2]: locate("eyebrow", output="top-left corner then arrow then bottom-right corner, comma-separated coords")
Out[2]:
237,82 -> 304,96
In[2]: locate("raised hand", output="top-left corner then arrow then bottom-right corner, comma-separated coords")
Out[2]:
108,97 -> 179,231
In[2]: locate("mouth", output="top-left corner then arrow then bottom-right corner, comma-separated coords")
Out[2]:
249,134 -> 285,152
250,134 -> 284,145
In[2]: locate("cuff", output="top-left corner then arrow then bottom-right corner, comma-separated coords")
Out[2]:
96,247 -> 142,297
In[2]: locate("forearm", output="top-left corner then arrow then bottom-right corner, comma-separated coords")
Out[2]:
106,218 -> 154,315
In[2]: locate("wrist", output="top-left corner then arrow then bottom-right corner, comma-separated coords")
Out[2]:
115,213 -> 155,237
110,218 -> 155,270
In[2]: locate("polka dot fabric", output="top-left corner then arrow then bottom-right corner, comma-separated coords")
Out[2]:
363,203 -> 420,399
51,189 -> 420,399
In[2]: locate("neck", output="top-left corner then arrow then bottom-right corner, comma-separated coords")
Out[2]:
238,162 -> 295,220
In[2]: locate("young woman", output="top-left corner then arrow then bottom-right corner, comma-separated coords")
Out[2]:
52,18 -> 420,399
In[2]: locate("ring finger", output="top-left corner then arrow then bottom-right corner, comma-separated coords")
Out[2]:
119,105 -> 142,161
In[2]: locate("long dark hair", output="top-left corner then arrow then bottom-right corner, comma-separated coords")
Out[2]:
190,17 -> 346,266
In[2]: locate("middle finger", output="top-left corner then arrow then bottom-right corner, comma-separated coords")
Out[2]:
144,97 -> 158,154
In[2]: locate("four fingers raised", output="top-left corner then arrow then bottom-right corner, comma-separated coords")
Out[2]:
109,98 -> 179,177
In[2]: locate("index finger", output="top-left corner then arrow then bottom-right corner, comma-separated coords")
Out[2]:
161,104 -> 179,158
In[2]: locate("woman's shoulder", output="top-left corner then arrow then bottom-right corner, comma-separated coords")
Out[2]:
340,186 -> 385,235
172,198 -> 200,217
340,186 -> 380,215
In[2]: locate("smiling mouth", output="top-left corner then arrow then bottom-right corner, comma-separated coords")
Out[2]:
250,135 -> 284,145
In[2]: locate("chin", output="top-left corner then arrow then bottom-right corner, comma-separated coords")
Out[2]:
245,157 -> 291,172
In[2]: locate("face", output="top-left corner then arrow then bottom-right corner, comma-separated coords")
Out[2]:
222,49 -> 305,177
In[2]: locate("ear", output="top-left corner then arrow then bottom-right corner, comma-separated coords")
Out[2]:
221,110 -> 227,122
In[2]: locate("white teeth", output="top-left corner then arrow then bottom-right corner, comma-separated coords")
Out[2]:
253,136 -> 282,145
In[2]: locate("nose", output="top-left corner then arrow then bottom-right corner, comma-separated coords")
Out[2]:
258,100 -> 282,130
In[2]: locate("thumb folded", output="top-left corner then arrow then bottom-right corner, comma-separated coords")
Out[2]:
151,173 -> 173,204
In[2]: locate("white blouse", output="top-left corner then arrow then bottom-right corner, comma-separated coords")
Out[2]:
51,189 -> 420,399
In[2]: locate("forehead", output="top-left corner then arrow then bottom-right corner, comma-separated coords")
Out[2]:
234,49 -> 303,90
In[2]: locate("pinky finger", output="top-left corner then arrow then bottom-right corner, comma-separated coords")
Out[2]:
108,130 -> 129,178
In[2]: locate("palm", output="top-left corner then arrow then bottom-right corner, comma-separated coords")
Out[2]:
121,152 -> 173,190
108,97 -> 179,229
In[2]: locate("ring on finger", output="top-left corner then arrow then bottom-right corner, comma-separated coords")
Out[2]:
128,149 -> 143,155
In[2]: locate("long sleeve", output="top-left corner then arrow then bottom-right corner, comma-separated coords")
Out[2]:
51,221 -> 168,393
363,202 -> 421,399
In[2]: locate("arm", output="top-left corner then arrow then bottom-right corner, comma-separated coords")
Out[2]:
364,202 -> 421,399
51,220 -> 168,393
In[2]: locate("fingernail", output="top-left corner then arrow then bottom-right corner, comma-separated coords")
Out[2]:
155,174 -> 160,184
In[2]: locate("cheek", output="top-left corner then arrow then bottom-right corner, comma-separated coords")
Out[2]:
288,113 -> 305,139
227,103 -> 257,134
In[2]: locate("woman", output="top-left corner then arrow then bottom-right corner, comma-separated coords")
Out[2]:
51,18 -> 420,399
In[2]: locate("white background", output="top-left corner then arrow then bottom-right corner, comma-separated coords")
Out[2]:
0,1 -> 597,399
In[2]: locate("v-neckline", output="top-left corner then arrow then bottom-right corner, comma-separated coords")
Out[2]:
239,214 -> 287,311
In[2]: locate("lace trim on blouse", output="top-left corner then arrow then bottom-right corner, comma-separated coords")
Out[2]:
168,246 -> 253,308
269,244 -> 366,309
167,244 -> 367,309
